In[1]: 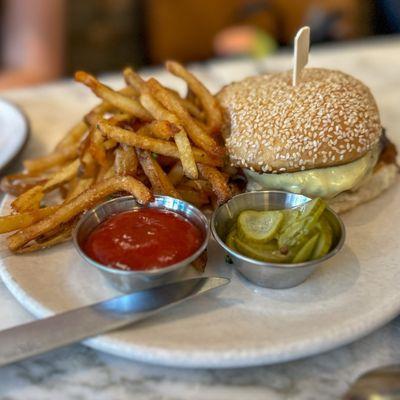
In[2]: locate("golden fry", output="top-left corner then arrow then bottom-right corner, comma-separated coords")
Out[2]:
197,163 -> 231,206
0,173 -> 49,197
65,177 -> 93,202
173,129 -> 198,179
136,149 -> 181,198
137,120 -> 176,140
123,67 -> 146,93
0,206 -> 59,234
97,121 -> 223,167
114,144 -> 138,176
167,161 -> 184,186
147,78 -> 225,157
43,159 -> 80,192
16,226 -> 73,253
177,187 -> 209,208
24,144 -> 78,174
88,128 -> 108,166
11,186 -> 44,213
8,176 -> 153,251
55,121 -> 87,151
75,71 -> 152,121
166,61 -> 222,133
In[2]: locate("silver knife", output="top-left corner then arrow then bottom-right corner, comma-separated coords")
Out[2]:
0,276 -> 229,367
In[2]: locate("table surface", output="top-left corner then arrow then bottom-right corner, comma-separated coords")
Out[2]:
0,36 -> 400,400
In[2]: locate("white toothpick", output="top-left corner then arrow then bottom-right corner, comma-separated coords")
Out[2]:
292,26 -> 310,86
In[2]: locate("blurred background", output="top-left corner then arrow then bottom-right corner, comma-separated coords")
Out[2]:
0,0 -> 399,90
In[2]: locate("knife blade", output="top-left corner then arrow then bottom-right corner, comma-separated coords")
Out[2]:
0,276 -> 229,367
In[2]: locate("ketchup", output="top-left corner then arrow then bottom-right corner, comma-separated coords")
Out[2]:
83,208 -> 203,271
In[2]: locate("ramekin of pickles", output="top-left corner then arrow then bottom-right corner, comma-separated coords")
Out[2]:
211,191 -> 345,289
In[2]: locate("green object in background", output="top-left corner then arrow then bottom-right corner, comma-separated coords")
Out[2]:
251,29 -> 277,58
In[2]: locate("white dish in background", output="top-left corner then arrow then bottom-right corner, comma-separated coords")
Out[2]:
0,181 -> 400,368
0,98 -> 29,171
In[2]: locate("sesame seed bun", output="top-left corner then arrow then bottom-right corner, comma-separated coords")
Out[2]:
217,68 -> 382,173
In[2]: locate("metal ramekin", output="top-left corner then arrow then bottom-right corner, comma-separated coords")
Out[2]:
73,195 -> 209,293
211,191 -> 345,289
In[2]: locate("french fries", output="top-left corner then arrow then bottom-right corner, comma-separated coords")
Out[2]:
7,176 -> 152,251
97,121 -> 223,167
75,71 -> 152,121
24,144 -> 78,173
166,61 -> 222,134
197,163 -> 232,206
0,61 -> 240,256
0,206 -> 59,234
173,129 -> 198,179
136,149 -> 181,198
147,78 -> 225,158
114,144 -> 138,176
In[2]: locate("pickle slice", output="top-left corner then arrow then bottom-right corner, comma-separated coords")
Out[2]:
225,227 -> 238,250
292,233 -> 319,263
311,219 -> 333,260
234,236 -> 291,263
300,198 -> 326,220
237,210 -> 283,244
278,198 -> 326,249
322,210 -> 341,244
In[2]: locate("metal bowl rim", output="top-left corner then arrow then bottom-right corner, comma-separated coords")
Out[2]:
210,190 -> 346,270
73,195 -> 209,277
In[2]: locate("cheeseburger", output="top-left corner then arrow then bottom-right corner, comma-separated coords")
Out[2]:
217,68 -> 398,213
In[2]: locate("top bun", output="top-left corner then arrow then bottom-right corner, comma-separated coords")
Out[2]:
217,68 -> 381,173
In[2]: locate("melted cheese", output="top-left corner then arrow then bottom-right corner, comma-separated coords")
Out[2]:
245,145 -> 380,198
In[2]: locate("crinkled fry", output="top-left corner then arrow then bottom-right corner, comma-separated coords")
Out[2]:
7,176 -> 153,251
136,149 -> 181,198
146,78 -> 225,158
97,120 -> 223,167
166,61 -> 222,133
197,163 -> 231,206
75,71 -> 152,121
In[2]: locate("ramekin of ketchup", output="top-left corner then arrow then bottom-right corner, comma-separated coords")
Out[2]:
73,195 -> 209,292
83,208 -> 204,272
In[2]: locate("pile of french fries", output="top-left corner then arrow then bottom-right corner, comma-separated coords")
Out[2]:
0,61 -> 241,255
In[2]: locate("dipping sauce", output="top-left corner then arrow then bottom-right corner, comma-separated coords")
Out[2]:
83,208 -> 203,271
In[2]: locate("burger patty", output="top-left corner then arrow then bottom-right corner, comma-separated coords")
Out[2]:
376,130 -> 399,170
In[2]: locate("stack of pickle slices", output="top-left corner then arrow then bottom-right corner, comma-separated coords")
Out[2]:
225,198 -> 341,264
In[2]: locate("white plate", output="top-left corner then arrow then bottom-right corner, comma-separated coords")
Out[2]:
0,182 -> 400,368
0,98 -> 29,171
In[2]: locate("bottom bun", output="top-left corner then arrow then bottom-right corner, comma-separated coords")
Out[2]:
328,163 -> 398,214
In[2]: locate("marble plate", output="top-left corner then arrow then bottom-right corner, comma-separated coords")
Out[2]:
0,98 -> 29,171
0,182 -> 400,368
